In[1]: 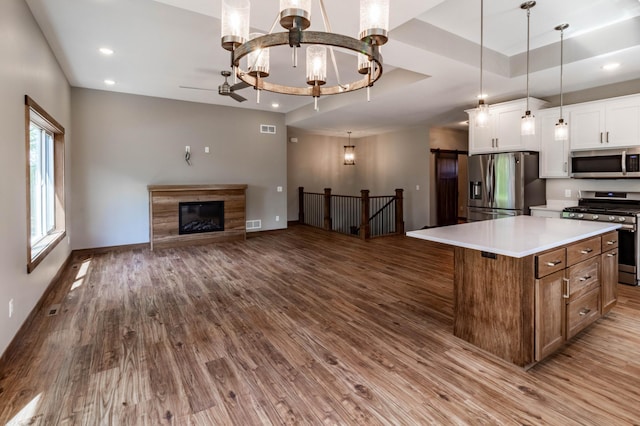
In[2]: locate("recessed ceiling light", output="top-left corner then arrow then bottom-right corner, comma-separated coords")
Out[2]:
99,47 -> 114,55
271,102 -> 280,108
104,79 -> 116,85
602,62 -> 620,71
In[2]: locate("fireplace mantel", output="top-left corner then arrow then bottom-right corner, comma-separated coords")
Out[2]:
148,184 -> 247,249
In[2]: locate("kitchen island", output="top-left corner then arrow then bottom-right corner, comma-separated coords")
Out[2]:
408,216 -> 621,368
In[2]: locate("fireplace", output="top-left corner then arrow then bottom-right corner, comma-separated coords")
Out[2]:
178,201 -> 224,235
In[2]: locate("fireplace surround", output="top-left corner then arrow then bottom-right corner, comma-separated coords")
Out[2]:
148,184 -> 247,249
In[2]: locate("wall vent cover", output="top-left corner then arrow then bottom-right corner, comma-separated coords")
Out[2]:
260,124 -> 276,134
246,219 -> 262,230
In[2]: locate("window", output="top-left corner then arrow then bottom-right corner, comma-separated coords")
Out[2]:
25,96 -> 66,273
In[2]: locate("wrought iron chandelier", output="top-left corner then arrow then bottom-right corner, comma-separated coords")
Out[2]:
220,0 -> 390,110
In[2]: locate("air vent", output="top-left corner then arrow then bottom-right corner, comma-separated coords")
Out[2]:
47,304 -> 61,316
246,220 -> 262,230
260,124 -> 276,134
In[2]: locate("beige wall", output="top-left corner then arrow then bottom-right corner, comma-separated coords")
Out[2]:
0,0 -> 72,355
70,88 -> 288,249
287,126 -> 431,231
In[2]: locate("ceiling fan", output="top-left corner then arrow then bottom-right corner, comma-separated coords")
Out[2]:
179,71 -> 249,103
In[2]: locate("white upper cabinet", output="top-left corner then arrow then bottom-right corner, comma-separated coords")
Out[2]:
466,98 -> 547,155
538,108 -> 570,178
570,94 -> 640,151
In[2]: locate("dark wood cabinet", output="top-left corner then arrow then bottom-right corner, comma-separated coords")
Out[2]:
535,270 -> 566,360
601,231 -> 619,314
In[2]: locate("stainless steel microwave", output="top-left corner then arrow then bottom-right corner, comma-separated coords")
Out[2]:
571,148 -> 640,178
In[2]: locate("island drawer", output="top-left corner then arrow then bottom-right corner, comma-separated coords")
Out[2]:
567,256 -> 600,300
536,248 -> 566,278
567,236 -> 601,266
566,287 -> 601,339
601,231 -> 619,252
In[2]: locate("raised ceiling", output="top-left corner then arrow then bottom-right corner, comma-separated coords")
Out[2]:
26,0 -> 640,137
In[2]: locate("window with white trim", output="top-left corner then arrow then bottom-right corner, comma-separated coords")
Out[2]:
25,96 -> 66,273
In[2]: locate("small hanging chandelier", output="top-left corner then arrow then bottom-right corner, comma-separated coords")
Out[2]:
221,0 -> 389,108
554,23 -> 569,141
520,1 -> 536,136
344,131 -> 355,165
475,0 -> 489,128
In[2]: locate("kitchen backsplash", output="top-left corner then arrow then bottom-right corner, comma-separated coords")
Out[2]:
547,178 -> 640,202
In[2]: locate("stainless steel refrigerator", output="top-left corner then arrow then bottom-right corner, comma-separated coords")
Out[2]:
468,151 -> 546,222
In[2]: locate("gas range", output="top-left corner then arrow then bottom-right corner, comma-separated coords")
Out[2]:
561,206 -> 638,230
562,191 -> 640,228
561,190 -> 640,286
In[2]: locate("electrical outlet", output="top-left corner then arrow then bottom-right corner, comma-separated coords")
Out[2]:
416,185 -> 420,191
277,186 -> 283,192
565,189 -> 572,198
9,299 -> 14,318
275,216 -> 280,222
205,146 -> 210,153
185,145 -> 190,153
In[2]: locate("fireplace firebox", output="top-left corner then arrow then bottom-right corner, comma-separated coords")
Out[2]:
178,201 -> 224,235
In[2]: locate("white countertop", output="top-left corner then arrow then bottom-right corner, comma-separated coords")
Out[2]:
406,216 -> 621,258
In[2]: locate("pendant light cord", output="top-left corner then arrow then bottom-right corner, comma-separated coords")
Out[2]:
559,28 -> 564,120
479,0 -> 484,101
526,7 -> 531,112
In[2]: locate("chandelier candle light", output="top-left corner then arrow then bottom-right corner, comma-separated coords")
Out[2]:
520,1 -> 536,136
344,131 -> 355,165
221,0 -> 389,110
475,0 -> 489,128
555,23 -> 569,141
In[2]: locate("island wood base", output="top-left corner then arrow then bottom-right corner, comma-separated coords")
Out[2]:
453,231 -> 619,368
453,247 -> 536,367
148,184 -> 247,250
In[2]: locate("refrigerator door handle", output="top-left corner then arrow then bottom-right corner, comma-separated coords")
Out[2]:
485,157 -> 493,207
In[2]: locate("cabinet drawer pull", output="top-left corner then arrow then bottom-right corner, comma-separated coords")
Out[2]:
606,131 -> 610,143
600,132 -> 603,143
545,260 -> 562,267
579,308 -> 591,316
563,277 -> 570,299
580,248 -> 593,254
607,252 -> 617,257
607,240 -> 617,245
579,275 -> 592,282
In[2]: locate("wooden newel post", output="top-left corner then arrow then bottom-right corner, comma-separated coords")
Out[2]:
395,188 -> 405,235
360,189 -> 370,240
298,186 -> 304,224
324,188 -> 332,231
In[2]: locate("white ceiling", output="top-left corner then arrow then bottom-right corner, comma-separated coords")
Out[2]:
25,0 -> 640,137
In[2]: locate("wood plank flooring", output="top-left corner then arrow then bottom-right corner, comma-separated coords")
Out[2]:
1,224 -> 640,425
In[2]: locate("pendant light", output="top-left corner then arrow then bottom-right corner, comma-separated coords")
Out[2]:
344,131 -> 355,165
554,23 -> 569,141
475,0 -> 489,128
520,1 -> 536,136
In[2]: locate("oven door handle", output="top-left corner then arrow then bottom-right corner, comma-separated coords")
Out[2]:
622,150 -> 627,175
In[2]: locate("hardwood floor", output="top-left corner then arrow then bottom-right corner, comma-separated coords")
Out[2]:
1,224 -> 639,425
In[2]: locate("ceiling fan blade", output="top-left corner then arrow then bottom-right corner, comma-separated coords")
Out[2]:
179,85 -> 217,92
230,81 -> 250,91
229,92 -> 247,103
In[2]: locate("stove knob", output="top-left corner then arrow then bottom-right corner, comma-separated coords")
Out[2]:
592,215 -> 599,220
577,214 -> 584,219
609,216 -> 616,221
618,217 -> 626,222
569,213 -> 576,218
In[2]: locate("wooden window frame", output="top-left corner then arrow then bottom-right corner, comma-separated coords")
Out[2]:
25,95 -> 66,273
